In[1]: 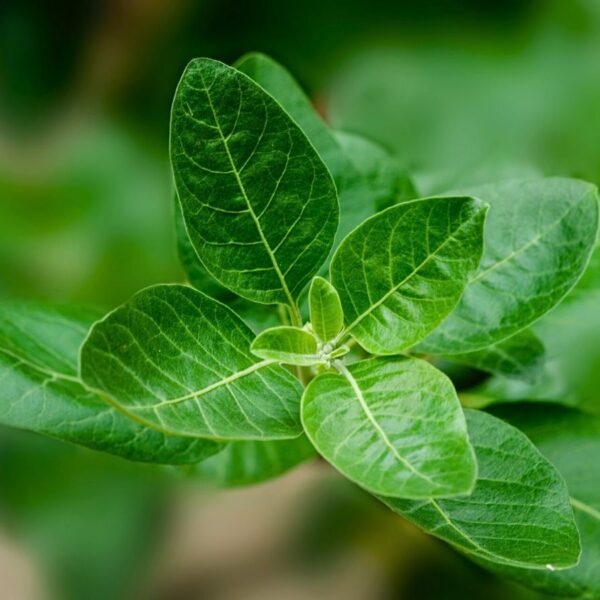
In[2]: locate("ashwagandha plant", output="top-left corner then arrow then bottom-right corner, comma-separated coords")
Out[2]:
2,53 -> 600,597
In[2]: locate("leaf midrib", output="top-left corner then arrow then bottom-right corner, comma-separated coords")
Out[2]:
198,68 -> 298,313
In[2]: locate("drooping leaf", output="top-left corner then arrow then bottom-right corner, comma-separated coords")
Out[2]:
0,302 -> 221,464
251,326 -> 321,366
170,57 -> 339,306
485,404 -> 600,597
188,435 -> 316,487
302,357 -> 476,498
235,52 -> 415,244
330,196 -> 487,354
382,409 -> 581,570
309,276 -> 344,343
440,329 -> 545,383
79,285 -> 303,440
419,178 -> 599,354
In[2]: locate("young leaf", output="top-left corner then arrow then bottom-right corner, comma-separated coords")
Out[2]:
0,303 -> 221,464
187,435 -> 316,487
441,329 -> 545,383
170,58 -> 339,306
419,178 -> 600,354
251,326 -> 320,366
235,52 -> 416,244
301,357 -> 477,498
79,285 -> 303,440
309,276 -> 344,342
485,405 -> 600,597
382,409 -> 581,570
330,196 -> 487,354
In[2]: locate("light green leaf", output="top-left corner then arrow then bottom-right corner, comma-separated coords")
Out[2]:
0,303 -> 221,464
485,405 -> 600,597
330,196 -> 487,354
79,285 -> 303,440
382,409 -> 581,570
419,178 -> 600,354
170,58 -> 339,306
301,357 -> 476,498
441,329 -> 545,383
251,326 -> 320,366
187,435 -> 316,487
309,276 -> 344,342
235,52 -> 415,245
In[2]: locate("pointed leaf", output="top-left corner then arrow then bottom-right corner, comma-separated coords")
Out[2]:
309,276 -> 344,342
80,285 -> 303,440
0,303 -> 220,464
188,435 -> 316,487
382,409 -> 581,570
486,405 -> 600,597
330,196 -> 487,354
301,357 -> 477,498
170,58 -> 339,305
419,178 -> 599,354
251,326 -> 320,366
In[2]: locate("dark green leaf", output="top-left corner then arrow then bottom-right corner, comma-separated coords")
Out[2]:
80,285 -> 303,440
302,357 -> 476,498
382,409 -> 581,570
170,58 -> 338,306
419,178 -> 599,354
0,303 -> 220,464
331,196 -> 487,354
251,325 -> 320,366
309,276 -> 344,343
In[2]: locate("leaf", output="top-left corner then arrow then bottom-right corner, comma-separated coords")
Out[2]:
419,178 -> 600,354
330,196 -> 487,354
441,329 -> 545,383
235,52 -> 415,245
0,302 -> 221,464
301,357 -> 476,498
251,326 -> 321,366
170,57 -> 339,306
79,285 -> 303,440
485,404 -> 600,597
187,435 -> 316,487
382,409 -> 581,570
309,276 -> 344,342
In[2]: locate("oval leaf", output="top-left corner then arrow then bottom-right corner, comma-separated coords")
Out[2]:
330,196 -> 487,354
0,303 -> 220,464
251,326 -> 320,366
419,178 -> 599,354
80,285 -> 303,440
170,57 -> 339,305
309,276 -> 344,342
302,357 -> 477,498
382,409 -> 581,570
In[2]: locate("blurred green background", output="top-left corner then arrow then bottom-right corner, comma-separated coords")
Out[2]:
1,1 -> 599,598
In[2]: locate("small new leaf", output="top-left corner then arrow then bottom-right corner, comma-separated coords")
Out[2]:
309,276 -> 344,342
251,326 -> 321,366
302,357 -> 477,498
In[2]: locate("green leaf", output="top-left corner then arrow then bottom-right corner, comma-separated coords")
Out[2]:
235,52 -> 415,245
79,285 -> 303,440
170,57 -> 339,306
441,329 -> 545,383
251,326 -> 320,366
0,303 -> 221,464
187,435 -> 316,487
330,196 -> 487,354
419,178 -> 600,354
485,404 -> 600,597
301,357 -> 476,498
382,409 -> 581,570
309,276 -> 344,342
